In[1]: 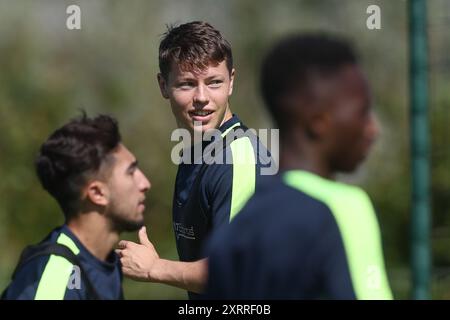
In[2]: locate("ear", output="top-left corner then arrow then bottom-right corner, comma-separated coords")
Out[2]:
309,109 -> 332,139
228,68 -> 235,96
85,181 -> 109,207
157,73 -> 170,99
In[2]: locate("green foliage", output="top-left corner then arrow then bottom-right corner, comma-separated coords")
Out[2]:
0,0 -> 449,299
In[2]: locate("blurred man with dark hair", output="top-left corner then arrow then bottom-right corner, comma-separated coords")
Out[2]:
2,114 -> 150,300
116,21 -> 273,299
206,34 -> 393,299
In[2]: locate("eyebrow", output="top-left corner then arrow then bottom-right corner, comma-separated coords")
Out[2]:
205,75 -> 225,80
127,160 -> 138,173
177,75 -> 225,82
177,77 -> 196,82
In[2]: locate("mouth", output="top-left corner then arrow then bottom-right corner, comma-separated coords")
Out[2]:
138,204 -> 146,213
138,198 -> 146,208
358,142 -> 374,162
189,110 -> 214,123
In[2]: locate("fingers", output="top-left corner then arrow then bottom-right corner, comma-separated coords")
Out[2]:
120,258 -> 132,276
118,240 -> 128,249
120,261 -> 148,282
138,226 -> 152,246
115,249 -> 123,257
119,255 -> 133,270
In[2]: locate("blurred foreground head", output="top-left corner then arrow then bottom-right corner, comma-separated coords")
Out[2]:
261,34 -> 379,174
35,113 -> 150,233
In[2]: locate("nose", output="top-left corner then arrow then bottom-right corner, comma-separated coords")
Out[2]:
137,169 -> 151,193
193,84 -> 209,105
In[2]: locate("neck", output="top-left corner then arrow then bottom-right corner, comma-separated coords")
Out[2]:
279,133 -> 334,180
66,212 -> 119,261
220,106 -> 233,127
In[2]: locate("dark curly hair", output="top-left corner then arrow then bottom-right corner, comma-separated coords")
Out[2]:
35,113 -> 121,218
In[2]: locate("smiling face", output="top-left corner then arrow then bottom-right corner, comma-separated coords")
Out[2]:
158,60 -> 234,135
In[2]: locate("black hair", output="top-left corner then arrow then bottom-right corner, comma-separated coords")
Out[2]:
260,33 -> 357,130
35,113 -> 121,218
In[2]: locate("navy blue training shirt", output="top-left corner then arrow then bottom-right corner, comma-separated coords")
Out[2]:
206,171 -> 392,299
172,114 -> 274,299
2,225 -> 123,300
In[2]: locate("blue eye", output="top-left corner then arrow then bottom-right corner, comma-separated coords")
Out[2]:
179,82 -> 195,89
209,80 -> 223,88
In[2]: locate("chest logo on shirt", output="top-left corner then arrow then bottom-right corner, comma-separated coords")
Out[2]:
173,222 -> 196,240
